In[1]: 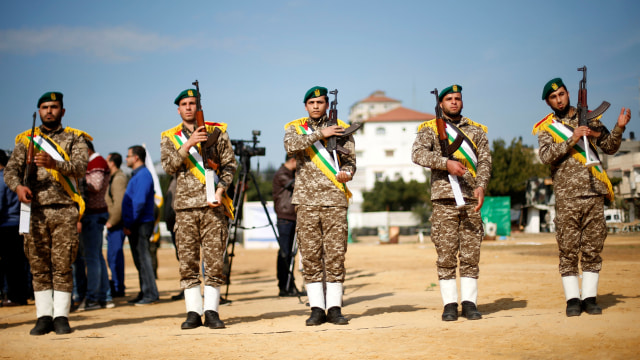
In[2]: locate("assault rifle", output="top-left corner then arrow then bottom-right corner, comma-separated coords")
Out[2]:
431,88 -> 465,208
576,66 -> 610,168
192,80 -> 221,204
19,112 -> 37,234
325,89 -> 361,171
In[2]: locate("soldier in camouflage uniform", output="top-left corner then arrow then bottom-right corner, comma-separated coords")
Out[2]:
4,92 -> 90,335
284,86 -> 356,326
535,78 -> 631,317
411,85 -> 492,321
161,89 -> 237,330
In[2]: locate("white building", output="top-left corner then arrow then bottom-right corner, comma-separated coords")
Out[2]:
602,138 -> 640,222
348,91 -> 435,212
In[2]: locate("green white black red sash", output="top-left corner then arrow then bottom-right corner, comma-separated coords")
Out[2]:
15,127 -> 91,218
417,118 -> 486,177
532,113 -> 613,200
284,117 -> 351,199
161,123 -> 235,218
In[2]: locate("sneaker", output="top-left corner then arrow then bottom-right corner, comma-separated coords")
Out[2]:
127,292 -> 144,304
77,300 -> 101,311
100,300 -> 116,309
134,298 -> 158,306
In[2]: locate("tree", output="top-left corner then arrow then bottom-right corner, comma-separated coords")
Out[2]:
361,175 -> 432,225
487,137 -> 548,205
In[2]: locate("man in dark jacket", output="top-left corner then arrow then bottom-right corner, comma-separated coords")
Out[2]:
272,154 -> 298,296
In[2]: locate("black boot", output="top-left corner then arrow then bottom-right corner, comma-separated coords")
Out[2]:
53,317 -> 72,334
441,303 -> 458,321
181,311 -> 203,329
203,310 -> 225,329
326,306 -> 349,325
305,307 -> 327,326
581,297 -> 602,315
30,316 -> 54,336
566,298 -> 582,317
461,301 -> 482,320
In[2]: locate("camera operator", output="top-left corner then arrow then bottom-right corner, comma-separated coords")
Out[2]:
272,154 -> 299,297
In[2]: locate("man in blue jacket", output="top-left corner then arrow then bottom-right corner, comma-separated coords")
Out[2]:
122,145 -> 159,305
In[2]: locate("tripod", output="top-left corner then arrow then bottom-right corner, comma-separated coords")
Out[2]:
284,233 -> 304,304
221,131 -> 279,303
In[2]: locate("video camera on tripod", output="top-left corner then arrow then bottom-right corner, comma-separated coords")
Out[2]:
231,130 -> 266,158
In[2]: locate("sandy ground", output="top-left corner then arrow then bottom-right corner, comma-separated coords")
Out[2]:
1,232 -> 639,360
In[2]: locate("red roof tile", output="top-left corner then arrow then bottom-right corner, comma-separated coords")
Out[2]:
366,106 -> 435,123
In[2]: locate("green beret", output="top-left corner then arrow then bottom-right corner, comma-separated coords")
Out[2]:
303,86 -> 328,103
174,89 -> 198,105
438,84 -> 462,101
37,92 -> 63,107
542,78 -> 564,100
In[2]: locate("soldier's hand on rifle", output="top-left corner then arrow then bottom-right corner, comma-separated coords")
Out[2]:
77,221 -> 82,234
182,126 -> 208,152
320,125 -> 345,138
618,108 -> 631,128
571,125 -> 593,143
16,185 -> 32,203
474,187 -> 485,212
208,187 -> 224,208
446,160 -> 466,177
336,171 -> 352,183
34,152 -> 56,169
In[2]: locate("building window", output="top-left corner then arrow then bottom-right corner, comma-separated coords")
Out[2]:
356,151 -> 363,158
375,172 -> 383,181
376,127 -> 386,135
385,149 -> 394,157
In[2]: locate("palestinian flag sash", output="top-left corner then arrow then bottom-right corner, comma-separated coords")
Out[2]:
15,127 -> 92,218
161,122 -> 235,219
532,113 -> 613,200
418,118 -> 486,177
284,117 -> 352,200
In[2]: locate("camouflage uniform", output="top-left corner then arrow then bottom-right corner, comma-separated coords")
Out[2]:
4,125 -> 88,292
537,107 -> 624,276
160,124 -> 236,289
411,115 -> 492,280
284,114 -> 356,283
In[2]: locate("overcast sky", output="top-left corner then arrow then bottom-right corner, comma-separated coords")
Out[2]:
1,0 -> 638,171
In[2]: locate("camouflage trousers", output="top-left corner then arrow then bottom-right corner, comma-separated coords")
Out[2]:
554,195 -> 606,276
430,200 -> 484,280
175,206 -> 228,288
296,205 -> 348,283
24,204 -> 79,293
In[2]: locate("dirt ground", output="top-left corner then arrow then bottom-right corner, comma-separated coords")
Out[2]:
1,232 -> 639,360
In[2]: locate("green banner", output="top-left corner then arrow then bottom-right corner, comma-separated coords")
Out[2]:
481,196 -> 511,236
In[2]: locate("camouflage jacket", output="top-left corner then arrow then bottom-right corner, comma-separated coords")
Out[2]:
411,116 -> 492,201
4,124 -> 88,207
284,115 -> 356,207
537,106 -> 624,200
161,123 -> 237,211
